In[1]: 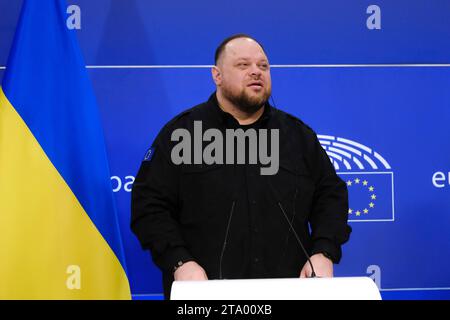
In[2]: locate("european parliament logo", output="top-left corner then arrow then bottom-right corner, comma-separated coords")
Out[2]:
319,135 -> 395,223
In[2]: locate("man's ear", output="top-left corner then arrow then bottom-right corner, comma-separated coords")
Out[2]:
211,66 -> 222,86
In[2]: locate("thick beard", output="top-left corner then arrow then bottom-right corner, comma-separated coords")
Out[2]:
222,86 -> 271,114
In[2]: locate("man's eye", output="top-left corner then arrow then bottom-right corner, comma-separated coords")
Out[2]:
238,63 -> 248,67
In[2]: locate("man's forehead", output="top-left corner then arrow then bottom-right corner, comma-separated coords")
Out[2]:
224,38 -> 268,61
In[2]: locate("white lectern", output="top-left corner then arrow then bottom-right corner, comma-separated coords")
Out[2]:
171,277 -> 381,300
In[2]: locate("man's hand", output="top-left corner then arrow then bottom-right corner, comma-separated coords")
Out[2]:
174,261 -> 208,281
299,253 -> 333,278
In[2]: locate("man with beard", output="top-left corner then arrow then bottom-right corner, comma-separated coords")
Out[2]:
131,34 -> 352,299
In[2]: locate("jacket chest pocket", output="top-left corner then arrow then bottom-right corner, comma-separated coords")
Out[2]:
179,164 -> 232,224
267,161 -> 315,221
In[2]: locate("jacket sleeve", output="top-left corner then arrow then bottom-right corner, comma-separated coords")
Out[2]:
131,132 -> 194,273
307,131 -> 352,263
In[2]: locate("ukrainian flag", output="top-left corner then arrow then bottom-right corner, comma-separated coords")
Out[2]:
0,1 -> 130,299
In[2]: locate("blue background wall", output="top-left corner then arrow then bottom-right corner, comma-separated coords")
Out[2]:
1,0 -> 449,299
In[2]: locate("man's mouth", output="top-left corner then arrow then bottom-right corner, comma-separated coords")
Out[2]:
248,81 -> 263,89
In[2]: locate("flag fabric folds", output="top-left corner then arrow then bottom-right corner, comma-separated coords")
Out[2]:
0,0 -> 130,299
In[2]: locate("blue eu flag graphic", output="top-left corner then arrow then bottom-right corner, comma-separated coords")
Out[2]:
338,172 -> 394,222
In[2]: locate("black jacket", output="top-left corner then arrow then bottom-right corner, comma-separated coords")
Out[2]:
131,93 -> 351,298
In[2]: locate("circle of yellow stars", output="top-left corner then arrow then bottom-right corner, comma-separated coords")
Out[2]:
346,178 -> 377,217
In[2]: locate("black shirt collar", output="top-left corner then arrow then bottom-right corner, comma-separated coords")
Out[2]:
207,92 -> 272,128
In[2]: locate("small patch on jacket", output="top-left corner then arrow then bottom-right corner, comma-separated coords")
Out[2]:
143,146 -> 155,162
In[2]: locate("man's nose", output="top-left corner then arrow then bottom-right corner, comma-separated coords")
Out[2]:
249,63 -> 262,77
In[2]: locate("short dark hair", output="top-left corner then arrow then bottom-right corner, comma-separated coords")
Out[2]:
214,34 -> 266,65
